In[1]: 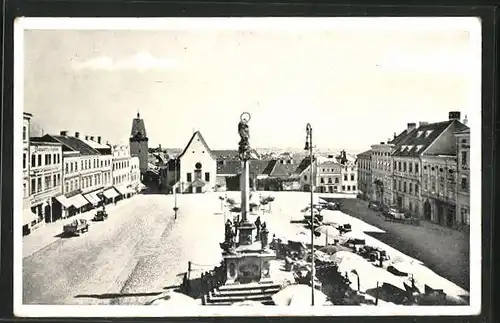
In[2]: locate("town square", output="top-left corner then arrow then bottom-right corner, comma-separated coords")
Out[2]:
16,18 -> 478,312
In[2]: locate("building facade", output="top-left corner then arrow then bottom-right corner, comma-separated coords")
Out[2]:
129,112 -> 149,177
22,112 -> 33,210
391,112 -> 468,224
130,156 -> 141,190
356,150 -> 372,200
370,143 -> 393,205
340,162 -> 358,194
316,161 -> 342,193
455,128 -> 470,226
28,141 -> 63,227
112,145 -> 132,186
421,155 -> 457,227
173,131 -> 217,194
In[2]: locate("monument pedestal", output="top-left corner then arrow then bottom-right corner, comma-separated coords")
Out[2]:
223,243 -> 276,285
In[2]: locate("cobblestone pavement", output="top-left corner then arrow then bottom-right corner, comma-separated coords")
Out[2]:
323,198 -> 470,291
23,192 -> 224,305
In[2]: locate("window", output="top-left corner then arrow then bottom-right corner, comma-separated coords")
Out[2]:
70,163 -> 74,172
393,181 -> 396,190
37,178 -> 42,192
350,174 -> 355,181
344,174 -> 347,181
23,126 -> 27,140
23,182 -> 27,197
328,177 -> 332,184
335,177 -> 339,184
320,177 -> 324,184
53,174 -> 57,187
461,177 -> 468,191
304,175 -> 308,181
398,181 -> 401,191
45,176 -> 51,189
31,154 -> 36,167
85,160 -> 88,169
398,162 -> 401,171
409,163 -> 413,173
342,185 -> 345,191
425,130 -> 433,137
205,172 -> 210,181
31,179 -> 36,194
347,185 -> 351,191
415,184 -> 419,194
187,173 -> 192,182
38,155 -> 42,166
403,182 -> 407,193
403,162 -> 407,172
48,154 -> 52,164
415,163 -> 419,173
461,151 -> 467,165
65,182 -> 70,193
70,180 -> 74,192
353,185 -> 356,191
409,183 -> 413,194
394,161 -> 397,169
23,153 -> 27,169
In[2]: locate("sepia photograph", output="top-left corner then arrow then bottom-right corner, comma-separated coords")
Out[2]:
13,17 -> 481,317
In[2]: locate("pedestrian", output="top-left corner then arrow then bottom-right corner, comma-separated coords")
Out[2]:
255,216 -> 261,239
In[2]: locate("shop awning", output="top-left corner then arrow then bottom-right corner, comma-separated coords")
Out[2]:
55,195 -> 73,208
84,193 -> 99,205
23,209 -> 38,226
114,185 -> 129,195
71,194 -> 90,209
90,192 -> 102,203
103,187 -> 119,199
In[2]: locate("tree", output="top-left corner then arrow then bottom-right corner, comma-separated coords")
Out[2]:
315,263 -> 353,305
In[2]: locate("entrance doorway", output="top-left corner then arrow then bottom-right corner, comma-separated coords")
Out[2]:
446,206 -> 455,227
396,196 -> 403,209
44,204 -> 52,223
195,187 -> 202,194
437,203 -> 444,224
424,200 -> 431,220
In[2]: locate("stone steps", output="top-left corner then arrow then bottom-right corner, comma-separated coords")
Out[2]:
204,282 -> 281,305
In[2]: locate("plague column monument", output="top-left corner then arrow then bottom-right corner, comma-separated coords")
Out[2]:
221,113 -> 276,285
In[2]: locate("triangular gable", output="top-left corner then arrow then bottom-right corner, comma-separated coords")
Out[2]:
177,131 -> 216,159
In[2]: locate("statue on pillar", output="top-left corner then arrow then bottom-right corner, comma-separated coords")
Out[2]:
238,113 -> 251,160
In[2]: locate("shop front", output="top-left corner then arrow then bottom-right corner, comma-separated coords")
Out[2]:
23,208 -> 38,236
102,187 -> 120,204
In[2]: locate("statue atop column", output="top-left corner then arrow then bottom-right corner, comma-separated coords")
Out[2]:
238,112 -> 251,161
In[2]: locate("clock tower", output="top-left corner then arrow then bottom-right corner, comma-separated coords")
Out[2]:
129,112 -> 149,178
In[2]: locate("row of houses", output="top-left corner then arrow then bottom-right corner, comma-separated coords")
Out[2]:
22,112 -> 144,235
147,130 -> 358,195
356,111 -> 470,229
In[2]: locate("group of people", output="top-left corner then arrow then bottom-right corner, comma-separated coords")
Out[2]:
200,262 -> 226,296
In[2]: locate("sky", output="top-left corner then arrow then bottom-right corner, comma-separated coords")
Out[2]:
22,18 -> 479,153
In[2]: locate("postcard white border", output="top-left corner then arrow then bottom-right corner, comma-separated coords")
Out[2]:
13,17 -> 482,317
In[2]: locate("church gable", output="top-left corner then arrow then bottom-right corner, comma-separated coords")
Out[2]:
130,113 -> 148,140
178,131 -> 216,160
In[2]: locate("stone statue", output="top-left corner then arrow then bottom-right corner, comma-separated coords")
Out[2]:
238,119 -> 251,160
261,222 -> 269,250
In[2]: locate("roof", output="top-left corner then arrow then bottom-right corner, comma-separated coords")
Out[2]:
357,149 -> 372,158
318,160 -> 341,168
42,134 -> 101,156
212,150 -> 240,160
130,113 -> 148,139
80,138 -> 112,150
269,160 -> 297,177
293,156 -> 314,175
389,129 -> 411,146
177,131 -> 216,159
217,160 -> 241,175
392,120 -> 467,157
250,160 -> 273,175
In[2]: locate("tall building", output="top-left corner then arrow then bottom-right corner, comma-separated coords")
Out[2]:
22,112 -> 33,210
454,128 -> 470,226
337,150 -> 358,194
392,111 -> 468,223
129,112 -> 149,178
370,142 -> 394,205
356,150 -> 372,200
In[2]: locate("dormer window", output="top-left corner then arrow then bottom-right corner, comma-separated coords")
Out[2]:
407,145 -> 414,151
416,145 -> 424,152
425,130 -> 433,137
417,131 -> 423,137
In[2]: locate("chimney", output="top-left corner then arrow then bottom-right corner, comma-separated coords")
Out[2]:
393,132 -> 397,139
380,142 -> 385,145
407,123 -> 417,132
419,121 -> 429,127
449,111 -> 461,121
463,115 -> 468,125
97,136 -> 102,144
60,130 -> 68,136
85,135 -> 89,140
75,132 -> 80,138
90,136 -> 95,141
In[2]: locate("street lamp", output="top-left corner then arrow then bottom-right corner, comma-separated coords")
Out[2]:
304,123 -> 315,306
173,158 -> 179,219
